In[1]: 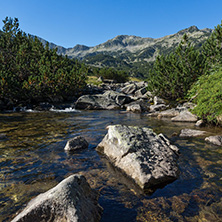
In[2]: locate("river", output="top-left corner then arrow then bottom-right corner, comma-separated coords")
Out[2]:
0,108 -> 222,221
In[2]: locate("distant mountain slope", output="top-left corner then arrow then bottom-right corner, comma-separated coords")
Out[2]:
36,25 -> 213,77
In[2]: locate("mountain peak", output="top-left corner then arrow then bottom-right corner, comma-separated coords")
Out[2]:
178,25 -> 199,35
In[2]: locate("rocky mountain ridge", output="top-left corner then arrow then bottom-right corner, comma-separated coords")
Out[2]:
37,25 -> 213,77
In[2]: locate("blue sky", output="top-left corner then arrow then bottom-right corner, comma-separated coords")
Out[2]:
1,0 -> 222,48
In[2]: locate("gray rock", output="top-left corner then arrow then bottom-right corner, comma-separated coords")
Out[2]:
181,102 -> 196,110
11,174 -> 103,222
121,83 -> 137,95
126,104 -> 142,113
205,135 -> 222,146
125,99 -> 150,113
97,125 -> 180,189
154,96 -> 165,105
216,115 -> 222,125
157,108 -> 180,118
179,129 -> 207,137
64,136 -> 89,151
134,87 -> 148,98
149,104 -> 167,112
195,120 -> 205,127
75,90 -> 132,110
171,110 -> 198,122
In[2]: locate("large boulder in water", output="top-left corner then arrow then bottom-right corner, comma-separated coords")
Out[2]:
75,90 -> 132,110
11,174 -> 103,222
97,125 -> 180,190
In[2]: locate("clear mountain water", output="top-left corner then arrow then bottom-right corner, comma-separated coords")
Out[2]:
0,109 -> 222,221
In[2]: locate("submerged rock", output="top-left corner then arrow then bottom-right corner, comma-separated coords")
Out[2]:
64,136 -> 89,151
179,129 -> 207,137
205,135 -> 222,146
11,174 -> 103,222
97,125 -> 180,190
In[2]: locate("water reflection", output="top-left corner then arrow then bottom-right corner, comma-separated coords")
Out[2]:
0,110 -> 221,221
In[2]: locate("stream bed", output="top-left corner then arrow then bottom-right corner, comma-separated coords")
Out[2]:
0,109 -> 222,221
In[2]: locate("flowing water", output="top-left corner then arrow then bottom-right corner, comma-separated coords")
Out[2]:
0,108 -> 222,221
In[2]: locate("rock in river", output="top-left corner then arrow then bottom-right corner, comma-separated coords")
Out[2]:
96,125 -> 180,190
179,128 -> 207,137
64,136 -> 89,151
75,90 -> 132,110
205,135 -> 222,146
11,174 -> 103,222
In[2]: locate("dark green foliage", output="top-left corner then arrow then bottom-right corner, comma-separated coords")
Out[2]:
147,34 -> 205,100
202,21 -> 222,69
0,17 -> 87,104
188,68 -> 222,124
91,67 -> 129,83
188,21 -> 222,124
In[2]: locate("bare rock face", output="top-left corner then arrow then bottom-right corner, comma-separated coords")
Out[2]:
64,136 -> 89,151
179,129 -> 207,137
11,174 -> 103,222
205,135 -> 222,146
96,125 -> 180,190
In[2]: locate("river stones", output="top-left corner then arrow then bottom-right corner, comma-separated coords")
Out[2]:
205,135 -> 222,146
75,90 -> 132,110
11,174 -> 103,222
97,125 -> 180,190
64,136 -> 89,151
179,129 -> 207,137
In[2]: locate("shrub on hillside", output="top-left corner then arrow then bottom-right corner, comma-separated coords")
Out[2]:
147,34 -> 205,100
188,68 -> 222,124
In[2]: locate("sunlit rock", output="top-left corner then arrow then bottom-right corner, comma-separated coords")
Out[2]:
11,174 -> 103,222
97,125 -> 180,190
171,110 -> 198,122
179,129 -> 206,137
205,135 -> 222,146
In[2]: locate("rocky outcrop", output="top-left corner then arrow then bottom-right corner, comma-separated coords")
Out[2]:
12,174 -> 103,222
75,90 -> 132,110
205,135 -> 222,146
64,136 -> 89,151
179,129 -> 207,137
125,99 -> 150,113
97,125 -> 180,190
149,104 -> 167,112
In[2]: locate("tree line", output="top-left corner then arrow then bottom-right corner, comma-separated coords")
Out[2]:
0,17 -> 128,107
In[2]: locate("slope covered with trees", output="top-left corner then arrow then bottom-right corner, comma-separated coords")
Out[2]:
0,17 -> 88,106
147,21 -> 222,125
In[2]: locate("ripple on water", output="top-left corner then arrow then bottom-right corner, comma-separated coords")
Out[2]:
0,110 -> 222,221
